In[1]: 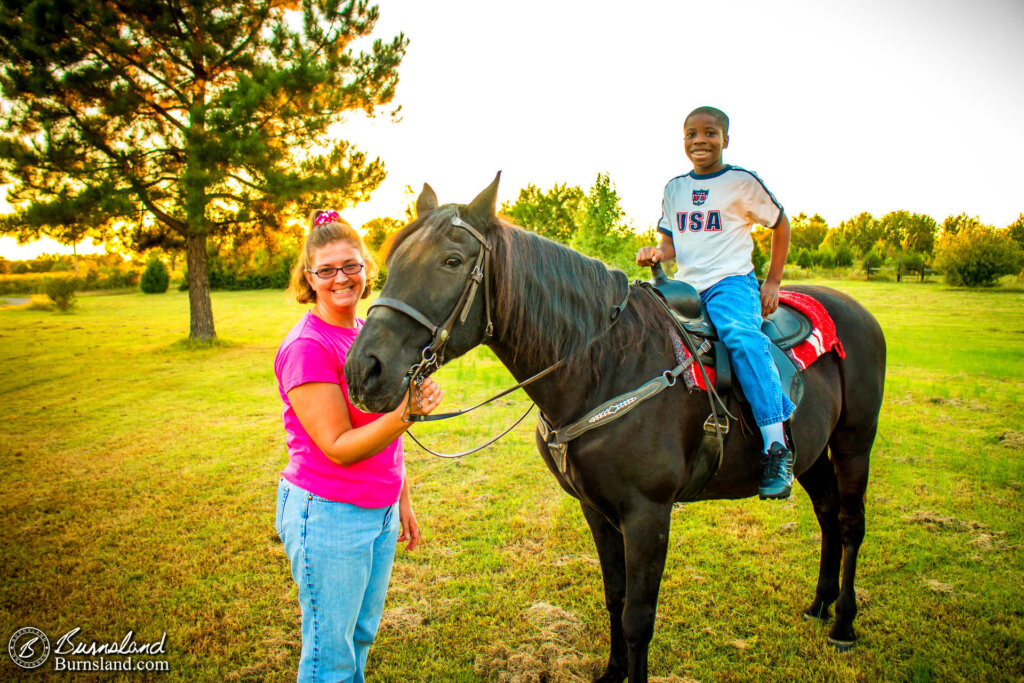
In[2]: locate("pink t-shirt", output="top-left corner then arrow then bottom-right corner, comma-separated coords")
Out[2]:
275,311 -> 404,507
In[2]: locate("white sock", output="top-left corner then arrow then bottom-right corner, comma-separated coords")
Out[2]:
759,422 -> 786,453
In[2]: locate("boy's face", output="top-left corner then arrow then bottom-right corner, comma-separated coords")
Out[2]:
684,113 -> 729,174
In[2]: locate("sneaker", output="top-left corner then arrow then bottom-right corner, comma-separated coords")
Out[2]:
759,442 -> 794,500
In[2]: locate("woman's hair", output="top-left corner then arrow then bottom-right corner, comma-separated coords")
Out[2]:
289,210 -> 379,304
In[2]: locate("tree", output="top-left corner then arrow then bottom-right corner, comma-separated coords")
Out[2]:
900,213 -> 938,254
788,212 -> 829,256
825,212 -> 882,256
941,213 -> 983,237
878,210 -> 937,254
362,216 -> 403,254
501,182 -> 585,246
0,0 -> 407,340
1007,213 -> 1024,250
570,173 -> 649,278
933,224 -> 1023,287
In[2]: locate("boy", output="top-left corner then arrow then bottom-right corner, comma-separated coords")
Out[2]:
636,106 -> 796,499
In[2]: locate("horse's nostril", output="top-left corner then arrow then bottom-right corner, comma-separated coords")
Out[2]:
365,354 -> 383,383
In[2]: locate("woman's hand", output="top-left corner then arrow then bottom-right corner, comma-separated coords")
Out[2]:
398,482 -> 420,551
408,377 -> 444,416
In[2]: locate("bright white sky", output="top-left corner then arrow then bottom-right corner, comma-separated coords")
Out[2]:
3,0 -> 1023,259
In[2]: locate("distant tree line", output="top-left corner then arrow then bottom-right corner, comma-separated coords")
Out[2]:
750,210 -> 1024,287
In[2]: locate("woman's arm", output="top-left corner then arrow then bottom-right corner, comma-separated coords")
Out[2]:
288,377 -> 442,467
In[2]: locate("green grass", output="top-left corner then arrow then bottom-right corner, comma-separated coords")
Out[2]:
1,281 -> 1022,681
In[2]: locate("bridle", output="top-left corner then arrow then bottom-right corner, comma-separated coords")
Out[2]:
366,209 -> 630,457
368,210 -> 494,396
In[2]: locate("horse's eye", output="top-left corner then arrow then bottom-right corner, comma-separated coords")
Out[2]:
444,256 -> 462,268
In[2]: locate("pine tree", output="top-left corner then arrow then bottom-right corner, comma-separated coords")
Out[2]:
0,0 -> 407,339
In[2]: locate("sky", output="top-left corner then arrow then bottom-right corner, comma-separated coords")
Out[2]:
3,0 -> 1023,259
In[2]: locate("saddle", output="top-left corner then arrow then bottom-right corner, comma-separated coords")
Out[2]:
649,263 -> 809,412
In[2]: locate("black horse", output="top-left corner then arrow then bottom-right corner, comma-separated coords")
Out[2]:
345,176 -> 885,682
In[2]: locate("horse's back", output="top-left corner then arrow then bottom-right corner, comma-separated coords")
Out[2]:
784,284 -> 886,447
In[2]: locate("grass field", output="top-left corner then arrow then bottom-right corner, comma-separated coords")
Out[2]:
1,280 -> 1022,682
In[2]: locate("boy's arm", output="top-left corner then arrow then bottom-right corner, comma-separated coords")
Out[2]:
636,233 -> 676,266
760,212 -> 790,316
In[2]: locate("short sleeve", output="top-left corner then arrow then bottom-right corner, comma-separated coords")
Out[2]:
277,337 -> 341,394
743,174 -> 783,229
657,184 -> 673,236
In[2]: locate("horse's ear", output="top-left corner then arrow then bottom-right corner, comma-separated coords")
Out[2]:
416,183 -> 438,217
466,172 -> 501,227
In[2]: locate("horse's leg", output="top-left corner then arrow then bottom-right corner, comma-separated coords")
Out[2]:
580,503 -> 628,683
620,503 -> 673,683
827,428 -> 873,649
797,449 -> 842,620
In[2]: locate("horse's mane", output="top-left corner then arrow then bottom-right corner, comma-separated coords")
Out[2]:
387,206 -> 670,376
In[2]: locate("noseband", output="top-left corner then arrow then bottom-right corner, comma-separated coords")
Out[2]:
368,211 -> 494,390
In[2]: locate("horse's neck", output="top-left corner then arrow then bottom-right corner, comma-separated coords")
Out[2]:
486,241 -> 624,423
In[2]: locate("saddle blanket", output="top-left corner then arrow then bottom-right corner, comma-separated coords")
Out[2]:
672,290 -> 846,391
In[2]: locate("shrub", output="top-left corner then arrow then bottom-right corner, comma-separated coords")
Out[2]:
25,295 -> 54,311
796,248 -> 813,268
861,246 -> 885,275
45,277 -> 78,311
140,257 -> 170,294
933,225 -> 1024,287
834,243 -> 855,267
811,247 -> 834,267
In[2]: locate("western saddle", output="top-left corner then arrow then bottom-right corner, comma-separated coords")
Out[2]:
649,263 -> 811,412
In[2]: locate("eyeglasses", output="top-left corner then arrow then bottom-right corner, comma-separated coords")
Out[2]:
306,263 -> 365,279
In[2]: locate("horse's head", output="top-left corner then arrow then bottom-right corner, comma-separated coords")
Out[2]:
346,174 -> 501,413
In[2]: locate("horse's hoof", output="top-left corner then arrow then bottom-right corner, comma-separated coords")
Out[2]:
803,606 -> 831,622
828,636 -> 856,652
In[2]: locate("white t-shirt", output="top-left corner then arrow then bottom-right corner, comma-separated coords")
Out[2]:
656,165 -> 783,292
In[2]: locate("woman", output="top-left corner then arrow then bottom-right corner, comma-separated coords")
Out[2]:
274,210 -> 442,682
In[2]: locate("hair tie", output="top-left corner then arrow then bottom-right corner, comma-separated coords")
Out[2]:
315,210 -> 341,226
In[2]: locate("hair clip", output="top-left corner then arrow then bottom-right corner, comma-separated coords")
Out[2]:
315,210 -> 341,226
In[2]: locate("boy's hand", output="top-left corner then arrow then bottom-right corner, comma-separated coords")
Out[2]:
760,279 -> 780,316
636,246 -> 663,266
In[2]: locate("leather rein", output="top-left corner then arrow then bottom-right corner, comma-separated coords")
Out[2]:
366,210 -> 630,458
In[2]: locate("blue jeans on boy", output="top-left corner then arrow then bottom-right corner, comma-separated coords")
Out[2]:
276,478 -> 400,683
700,271 -> 795,428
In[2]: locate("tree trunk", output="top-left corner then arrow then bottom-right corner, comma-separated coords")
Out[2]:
186,233 -> 216,341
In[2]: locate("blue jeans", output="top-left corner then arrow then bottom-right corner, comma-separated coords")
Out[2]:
275,479 -> 400,683
700,272 -> 795,427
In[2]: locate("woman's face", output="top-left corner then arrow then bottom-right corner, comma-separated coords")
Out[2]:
305,240 -> 366,312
